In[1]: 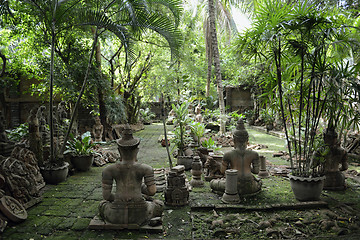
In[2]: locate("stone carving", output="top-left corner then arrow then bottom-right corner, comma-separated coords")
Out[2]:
0,195 -> 27,223
0,147 -> 45,208
36,106 -> 48,146
210,119 -> 262,196
190,156 -> 204,187
0,111 -> 14,157
221,169 -> 240,204
164,165 -> 189,206
57,101 -> 68,125
312,127 -> 348,190
204,155 -> 223,181
258,156 -> 269,178
98,124 -> 163,228
92,116 -> 103,142
28,108 -> 43,164
195,104 -> 203,123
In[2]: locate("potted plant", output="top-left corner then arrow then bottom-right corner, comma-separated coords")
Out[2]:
189,121 -> 206,147
171,102 -> 193,169
239,1 -> 356,201
64,132 -> 95,172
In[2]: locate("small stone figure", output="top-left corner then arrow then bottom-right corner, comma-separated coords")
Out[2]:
27,108 -> 43,164
57,101 -> 68,125
92,116 -> 104,142
0,111 -> 14,157
164,165 -> 189,206
98,124 -> 163,227
210,119 -> 262,196
36,106 -> 48,146
312,127 -> 348,190
195,104 -> 203,123
204,156 -> 223,181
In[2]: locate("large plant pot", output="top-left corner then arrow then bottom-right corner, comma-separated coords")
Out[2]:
289,175 -> 325,201
40,162 -> 69,185
177,156 -> 193,170
71,154 -> 94,172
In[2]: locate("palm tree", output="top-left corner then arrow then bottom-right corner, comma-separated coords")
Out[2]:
20,0 -> 182,164
204,0 -> 246,134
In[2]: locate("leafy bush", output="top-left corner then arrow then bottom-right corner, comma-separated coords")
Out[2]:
64,131 -> 95,156
5,123 -> 29,142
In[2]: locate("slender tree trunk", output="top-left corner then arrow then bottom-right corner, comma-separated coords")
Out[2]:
208,0 -> 225,134
49,25 -> 55,163
60,28 -> 99,156
205,30 -> 212,97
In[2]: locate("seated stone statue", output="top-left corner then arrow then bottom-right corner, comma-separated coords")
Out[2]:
312,127 -> 348,190
210,119 -> 262,196
99,124 -> 163,227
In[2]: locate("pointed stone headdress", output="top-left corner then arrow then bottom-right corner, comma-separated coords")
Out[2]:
233,119 -> 249,141
117,124 -> 140,148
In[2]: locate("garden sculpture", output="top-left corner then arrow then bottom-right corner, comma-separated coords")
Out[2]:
210,119 -> 262,196
28,108 -> 43,164
36,106 -> 48,146
92,116 -> 103,142
98,124 -> 163,227
164,165 -> 189,206
0,111 -> 14,157
0,147 -> 45,208
312,127 -> 348,190
195,104 -> 203,123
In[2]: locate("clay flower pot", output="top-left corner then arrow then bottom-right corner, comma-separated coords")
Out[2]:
289,174 -> 325,201
71,154 -> 94,172
40,161 -> 69,184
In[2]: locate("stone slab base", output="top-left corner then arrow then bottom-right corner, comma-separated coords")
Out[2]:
88,216 -> 162,232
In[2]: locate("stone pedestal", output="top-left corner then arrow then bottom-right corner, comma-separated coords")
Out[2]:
222,169 -> 240,204
258,156 -> 269,178
190,156 -> 204,187
165,165 -> 189,206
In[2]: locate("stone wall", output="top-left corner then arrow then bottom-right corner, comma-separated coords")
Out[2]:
225,86 -> 253,113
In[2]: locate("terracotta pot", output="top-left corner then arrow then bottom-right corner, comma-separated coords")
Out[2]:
289,174 -> 325,201
71,154 -> 94,172
40,162 -> 69,185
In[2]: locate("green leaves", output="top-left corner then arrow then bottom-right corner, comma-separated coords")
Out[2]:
65,131 -> 96,156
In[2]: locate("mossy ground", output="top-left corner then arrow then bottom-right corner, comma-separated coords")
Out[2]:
2,123 -> 360,239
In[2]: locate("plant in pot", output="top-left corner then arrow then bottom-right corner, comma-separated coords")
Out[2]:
189,121 -> 206,147
238,0 -> 356,201
171,102 -> 193,169
64,132 -> 96,172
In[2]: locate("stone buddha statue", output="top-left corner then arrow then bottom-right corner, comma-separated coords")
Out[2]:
99,124 -> 163,227
312,127 -> 348,190
210,119 -> 262,196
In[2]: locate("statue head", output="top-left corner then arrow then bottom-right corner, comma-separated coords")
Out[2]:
323,127 -> 338,146
233,119 -> 248,147
117,124 -> 140,150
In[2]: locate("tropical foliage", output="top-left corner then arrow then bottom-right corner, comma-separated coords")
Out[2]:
236,0 -> 360,176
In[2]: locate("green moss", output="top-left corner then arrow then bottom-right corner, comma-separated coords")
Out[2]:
71,218 -> 91,231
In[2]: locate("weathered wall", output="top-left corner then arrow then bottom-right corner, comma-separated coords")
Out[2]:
225,86 -> 253,113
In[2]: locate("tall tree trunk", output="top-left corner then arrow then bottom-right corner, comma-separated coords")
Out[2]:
208,0 -> 226,134
206,35 -> 212,97
93,28 -> 111,140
